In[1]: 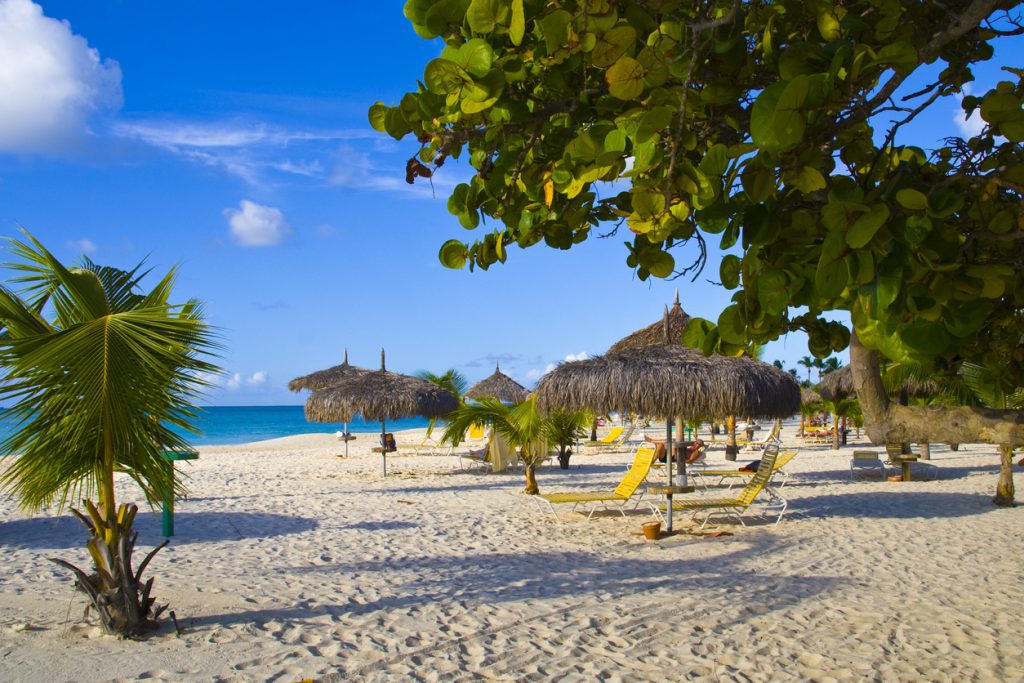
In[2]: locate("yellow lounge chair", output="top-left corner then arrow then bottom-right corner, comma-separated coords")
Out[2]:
650,446 -> 787,528
536,444 -> 657,522
736,419 -> 782,448
696,450 -> 798,488
582,424 -> 638,453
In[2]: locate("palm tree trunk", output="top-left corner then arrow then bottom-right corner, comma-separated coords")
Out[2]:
919,442 -> 930,460
100,421 -> 117,526
831,412 -> 840,450
994,445 -> 1015,506
725,416 -> 737,461
524,464 -> 539,495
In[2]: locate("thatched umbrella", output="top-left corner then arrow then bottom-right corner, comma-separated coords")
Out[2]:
801,387 -> 823,405
289,349 -> 369,457
535,340 -> 800,531
465,362 -> 529,403
817,365 -> 940,402
305,350 -> 459,476
608,290 -> 691,352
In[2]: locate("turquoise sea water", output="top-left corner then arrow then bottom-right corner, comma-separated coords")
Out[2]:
0,406 -> 433,447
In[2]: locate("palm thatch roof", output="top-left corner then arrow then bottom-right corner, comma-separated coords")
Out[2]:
608,290 -> 692,352
801,387 -> 823,405
817,365 -> 941,401
465,362 -> 529,403
304,350 -> 459,423
535,344 -> 800,420
288,349 -> 368,392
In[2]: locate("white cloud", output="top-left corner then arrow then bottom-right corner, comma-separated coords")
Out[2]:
0,0 -> 122,153
247,370 -> 268,387
954,84 -> 986,138
221,371 -> 268,391
66,237 -> 96,254
224,200 -> 290,247
525,352 -> 589,381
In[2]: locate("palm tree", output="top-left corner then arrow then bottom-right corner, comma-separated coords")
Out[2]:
821,398 -> 859,450
416,368 -> 468,437
799,399 -> 823,437
0,233 -> 218,637
441,396 -> 582,493
547,408 -> 592,469
798,356 -> 815,383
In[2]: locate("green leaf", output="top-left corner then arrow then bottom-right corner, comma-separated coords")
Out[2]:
455,39 -> 496,78
874,40 -> 918,74
758,268 -> 789,315
368,102 -> 388,133
904,215 -> 932,244
815,230 -> 849,300
791,166 -> 827,194
639,249 -> 674,278
606,56 -> 646,100
539,10 -> 571,55
509,0 -> 525,45
591,25 -> 636,67
750,76 -> 809,152
717,305 -> 746,345
439,240 -> 469,269
895,188 -> 927,211
846,204 -> 889,248
816,9 -> 840,41
680,317 -> 714,350
467,0 -> 502,33
424,58 -> 469,94
720,254 -> 741,289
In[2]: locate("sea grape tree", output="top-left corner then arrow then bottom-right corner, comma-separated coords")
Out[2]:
371,1 -> 1024,462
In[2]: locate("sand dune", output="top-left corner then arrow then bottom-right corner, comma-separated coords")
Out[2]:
0,422 -> 1020,681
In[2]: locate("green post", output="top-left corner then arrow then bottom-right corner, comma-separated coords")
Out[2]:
161,448 -> 199,537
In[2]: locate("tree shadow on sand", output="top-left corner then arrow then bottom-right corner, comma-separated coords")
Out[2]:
0,511 -> 318,550
187,534 -> 838,639
789,491 -> 1008,520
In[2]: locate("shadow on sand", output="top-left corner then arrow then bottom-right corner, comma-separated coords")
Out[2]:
789,491 -> 1007,519
0,510 -> 319,549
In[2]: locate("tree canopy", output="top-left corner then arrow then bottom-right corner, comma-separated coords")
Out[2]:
372,0 -> 1023,445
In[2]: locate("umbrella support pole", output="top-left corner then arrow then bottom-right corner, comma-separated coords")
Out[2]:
665,420 -> 674,532
381,420 -> 387,477
344,421 -> 349,459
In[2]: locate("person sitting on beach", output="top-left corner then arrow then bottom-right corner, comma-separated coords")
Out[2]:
644,435 -> 704,463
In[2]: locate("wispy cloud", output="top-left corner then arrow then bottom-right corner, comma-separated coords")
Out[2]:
223,370 -> 270,391
66,237 -> 97,255
112,118 -> 380,187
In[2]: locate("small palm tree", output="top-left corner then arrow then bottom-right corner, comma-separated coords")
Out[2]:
416,368 -> 468,437
821,398 -> 858,450
798,356 -> 815,383
547,408 -> 592,469
799,399 -> 823,437
0,233 -> 218,637
441,396 -> 575,493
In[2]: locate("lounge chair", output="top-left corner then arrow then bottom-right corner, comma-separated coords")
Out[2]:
649,445 -> 787,528
696,449 -> 798,489
581,425 -> 626,452
737,419 -> 782,448
535,444 -> 658,522
850,450 -> 886,480
396,434 -> 445,455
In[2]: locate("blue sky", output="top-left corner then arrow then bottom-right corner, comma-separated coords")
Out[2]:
1,1 -> 1019,405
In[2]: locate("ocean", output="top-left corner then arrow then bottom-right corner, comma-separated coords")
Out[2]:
0,406 -> 434,447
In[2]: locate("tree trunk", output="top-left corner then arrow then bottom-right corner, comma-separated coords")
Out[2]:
994,446 -> 1015,506
590,419 -> 598,442
725,416 -> 737,461
557,448 -> 571,470
524,464 -> 539,495
799,415 -> 805,437
949,443 -> 960,451
51,502 -> 168,638
849,331 -> 1024,447
919,442 -> 930,460
831,412 -> 840,450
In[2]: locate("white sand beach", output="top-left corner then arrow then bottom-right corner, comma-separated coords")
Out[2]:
1,422 -> 1021,682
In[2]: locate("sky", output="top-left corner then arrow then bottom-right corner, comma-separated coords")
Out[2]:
0,1 -> 1019,405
